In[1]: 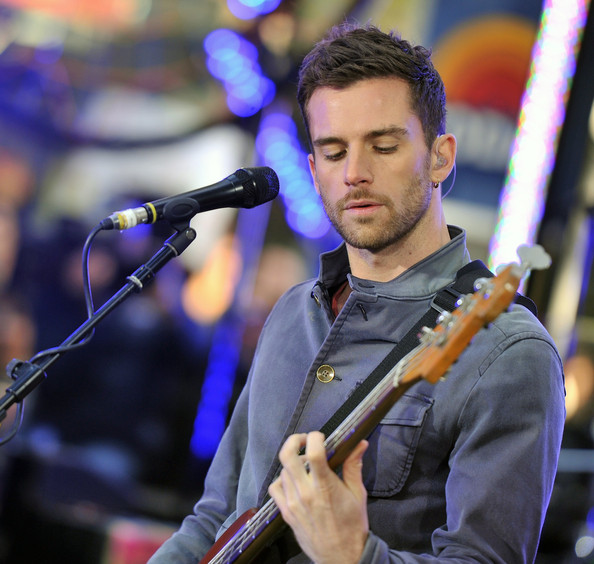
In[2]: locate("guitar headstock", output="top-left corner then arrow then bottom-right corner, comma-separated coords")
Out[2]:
404,245 -> 551,385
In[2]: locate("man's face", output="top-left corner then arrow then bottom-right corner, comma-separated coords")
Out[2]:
307,77 -> 434,253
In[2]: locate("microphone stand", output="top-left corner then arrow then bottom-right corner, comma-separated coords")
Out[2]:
0,225 -> 196,426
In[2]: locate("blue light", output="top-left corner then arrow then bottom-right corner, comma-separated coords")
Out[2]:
35,43 -> 64,65
284,178 -> 310,200
203,29 -> 274,117
263,140 -> 292,161
203,29 -> 240,55
226,76 -> 276,118
488,0 -> 590,274
231,73 -> 261,97
190,320 -> 241,459
256,109 -> 331,239
227,0 -> 282,20
587,506 -> 594,530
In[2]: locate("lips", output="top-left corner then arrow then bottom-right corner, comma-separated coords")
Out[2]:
344,199 -> 382,211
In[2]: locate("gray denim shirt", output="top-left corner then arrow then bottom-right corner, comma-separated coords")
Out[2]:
149,226 -> 565,563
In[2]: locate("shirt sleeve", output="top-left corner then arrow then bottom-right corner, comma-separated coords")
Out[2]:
360,330 -> 566,563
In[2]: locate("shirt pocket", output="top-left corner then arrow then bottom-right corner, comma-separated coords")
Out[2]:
362,392 -> 434,497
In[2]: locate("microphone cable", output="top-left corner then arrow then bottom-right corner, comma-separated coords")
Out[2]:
1,224 -> 102,445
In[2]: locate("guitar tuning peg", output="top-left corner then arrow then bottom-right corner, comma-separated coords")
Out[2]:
473,277 -> 492,293
517,244 -> 552,271
455,294 -> 472,311
437,311 -> 453,326
494,245 -> 552,278
418,326 -> 433,344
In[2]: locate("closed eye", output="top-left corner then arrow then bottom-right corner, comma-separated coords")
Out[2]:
323,150 -> 346,161
375,145 -> 398,154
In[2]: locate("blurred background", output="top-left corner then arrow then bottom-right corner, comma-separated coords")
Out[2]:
0,0 -> 592,562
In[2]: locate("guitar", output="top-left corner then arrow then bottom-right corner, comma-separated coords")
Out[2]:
199,245 -> 551,564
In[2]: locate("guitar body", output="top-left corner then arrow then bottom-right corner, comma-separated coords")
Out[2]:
199,508 -> 284,564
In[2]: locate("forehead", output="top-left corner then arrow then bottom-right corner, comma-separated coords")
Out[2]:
307,77 -> 420,139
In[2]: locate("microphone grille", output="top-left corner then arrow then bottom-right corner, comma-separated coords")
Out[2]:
236,167 -> 280,208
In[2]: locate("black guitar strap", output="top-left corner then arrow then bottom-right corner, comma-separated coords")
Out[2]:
318,260 -> 536,439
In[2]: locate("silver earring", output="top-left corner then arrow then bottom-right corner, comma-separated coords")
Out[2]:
432,181 -> 439,189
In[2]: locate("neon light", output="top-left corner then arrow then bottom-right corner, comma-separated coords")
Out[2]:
488,0 -> 590,271
256,109 -> 331,239
204,29 -> 276,117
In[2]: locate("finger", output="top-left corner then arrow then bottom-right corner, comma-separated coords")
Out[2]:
270,465 -> 312,528
303,431 -> 332,486
277,434 -> 310,491
276,433 -> 314,505
341,440 -> 368,498
278,433 -> 308,468
268,476 -> 283,504
269,470 -> 292,507
268,473 -> 301,528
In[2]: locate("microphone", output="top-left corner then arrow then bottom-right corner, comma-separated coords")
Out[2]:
100,166 -> 279,230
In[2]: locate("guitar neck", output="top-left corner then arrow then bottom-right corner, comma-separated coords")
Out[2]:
324,366 -> 420,472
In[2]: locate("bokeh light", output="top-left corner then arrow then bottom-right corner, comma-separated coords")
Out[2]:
256,109 -> 331,239
204,29 -> 276,117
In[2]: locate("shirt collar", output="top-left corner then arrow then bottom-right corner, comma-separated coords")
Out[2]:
317,225 -> 470,299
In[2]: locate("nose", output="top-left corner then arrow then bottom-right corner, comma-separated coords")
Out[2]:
344,148 -> 372,187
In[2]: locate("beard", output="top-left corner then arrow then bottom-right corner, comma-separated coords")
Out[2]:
319,169 -> 434,252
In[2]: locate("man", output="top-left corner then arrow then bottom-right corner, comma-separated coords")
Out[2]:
149,22 -> 565,563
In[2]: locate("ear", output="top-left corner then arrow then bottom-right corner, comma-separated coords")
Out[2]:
430,133 -> 457,185
308,153 -> 321,195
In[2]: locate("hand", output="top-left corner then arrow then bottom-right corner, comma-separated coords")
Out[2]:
268,431 -> 369,564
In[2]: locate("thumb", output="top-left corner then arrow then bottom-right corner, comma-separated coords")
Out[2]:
342,440 -> 368,496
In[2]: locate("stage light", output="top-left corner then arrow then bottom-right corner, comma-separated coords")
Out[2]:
204,29 -> 275,117
256,109 -> 331,239
488,0 -> 590,275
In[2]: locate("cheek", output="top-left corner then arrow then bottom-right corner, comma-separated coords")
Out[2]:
311,164 -> 337,199
315,174 -> 342,205
313,153 -> 345,179
312,174 -> 322,197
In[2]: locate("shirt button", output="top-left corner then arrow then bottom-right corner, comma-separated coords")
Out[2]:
316,364 -> 336,383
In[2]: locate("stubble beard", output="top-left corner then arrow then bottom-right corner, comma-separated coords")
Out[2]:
319,170 -> 434,253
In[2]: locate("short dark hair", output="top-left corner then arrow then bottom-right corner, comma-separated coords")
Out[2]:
297,22 -> 446,149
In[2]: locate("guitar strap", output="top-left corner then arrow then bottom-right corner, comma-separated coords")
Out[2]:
318,260 -> 537,440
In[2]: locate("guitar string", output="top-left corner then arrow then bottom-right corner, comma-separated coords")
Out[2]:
323,338 -> 435,453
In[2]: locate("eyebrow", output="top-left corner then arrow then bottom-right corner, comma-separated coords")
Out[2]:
312,126 -> 410,148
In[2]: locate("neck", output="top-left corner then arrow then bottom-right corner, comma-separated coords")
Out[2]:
347,214 -> 451,282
